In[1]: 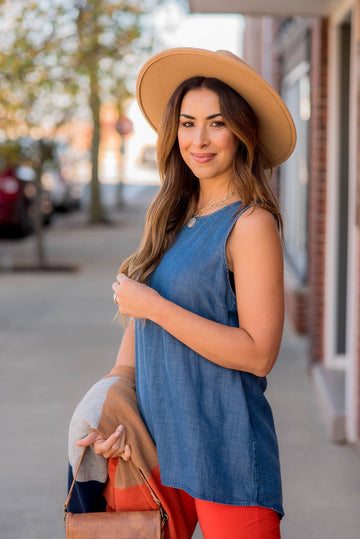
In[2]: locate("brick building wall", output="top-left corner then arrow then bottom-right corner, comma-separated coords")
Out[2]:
244,16 -> 329,361
243,5 -> 359,445
285,287 -> 308,334
357,28 -> 360,440
243,18 -> 305,331
358,224 -> 360,440
358,223 -> 360,440
307,18 -> 329,364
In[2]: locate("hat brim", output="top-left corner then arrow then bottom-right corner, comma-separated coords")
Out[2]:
136,48 -> 296,169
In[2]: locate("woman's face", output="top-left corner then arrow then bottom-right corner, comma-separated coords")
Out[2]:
177,88 -> 239,184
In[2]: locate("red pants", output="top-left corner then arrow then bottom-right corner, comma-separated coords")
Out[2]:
176,489 -> 281,539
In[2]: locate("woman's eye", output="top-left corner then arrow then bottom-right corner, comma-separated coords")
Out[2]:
181,121 -> 194,128
211,121 -> 225,128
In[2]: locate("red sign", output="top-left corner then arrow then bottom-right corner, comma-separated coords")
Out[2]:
116,117 -> 133,136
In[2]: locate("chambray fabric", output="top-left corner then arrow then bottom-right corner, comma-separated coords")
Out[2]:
135,201 -> 284,516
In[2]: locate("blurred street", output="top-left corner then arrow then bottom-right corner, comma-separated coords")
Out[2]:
1,184 -> 360,539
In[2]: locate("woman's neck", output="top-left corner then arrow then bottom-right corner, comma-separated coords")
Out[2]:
197,179 -> 238,209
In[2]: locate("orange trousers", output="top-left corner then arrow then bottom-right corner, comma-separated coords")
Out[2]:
175,489 -> 281,539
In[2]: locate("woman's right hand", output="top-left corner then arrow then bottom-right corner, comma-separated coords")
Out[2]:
76,425 -> 131,461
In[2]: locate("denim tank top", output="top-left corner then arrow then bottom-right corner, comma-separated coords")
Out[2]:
135,201 -> 283,516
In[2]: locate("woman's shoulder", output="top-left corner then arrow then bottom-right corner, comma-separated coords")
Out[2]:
228,205 -> 282,256
235,205 -> 279,233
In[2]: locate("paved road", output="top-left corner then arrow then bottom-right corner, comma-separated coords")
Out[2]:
1,185 -> 360,538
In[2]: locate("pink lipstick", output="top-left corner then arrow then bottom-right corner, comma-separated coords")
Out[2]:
192,153 -> 216,163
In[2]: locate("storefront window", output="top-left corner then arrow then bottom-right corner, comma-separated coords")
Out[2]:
280,63 -> 310,284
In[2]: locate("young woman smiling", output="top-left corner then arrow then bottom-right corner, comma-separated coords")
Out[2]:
77,48 -> 296,538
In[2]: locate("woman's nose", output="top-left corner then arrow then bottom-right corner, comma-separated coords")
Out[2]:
193,127 -> 209,146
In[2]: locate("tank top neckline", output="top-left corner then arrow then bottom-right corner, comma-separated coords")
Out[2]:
191,200 -> 241,221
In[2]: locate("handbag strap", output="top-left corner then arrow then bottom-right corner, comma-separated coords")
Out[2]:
64,446 -> 87,514
64,446 -> 168,528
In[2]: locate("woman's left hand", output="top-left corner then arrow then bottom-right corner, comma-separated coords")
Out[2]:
112,273 -> 161,320
76,425 -> 131,461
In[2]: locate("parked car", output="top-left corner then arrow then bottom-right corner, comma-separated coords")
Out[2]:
0,165 -> 53,237
38,140 -> 83,212
124,143 -> 160,184
0,137 -> 85,237
138,144 -> 158,169
41,165 -> 81,212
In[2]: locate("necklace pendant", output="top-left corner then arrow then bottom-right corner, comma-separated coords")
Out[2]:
187,217 -> 197,228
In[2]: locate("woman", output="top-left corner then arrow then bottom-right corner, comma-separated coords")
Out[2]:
78,48 -> 296,538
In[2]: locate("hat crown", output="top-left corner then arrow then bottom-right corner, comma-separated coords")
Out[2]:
215,50 -> 257,74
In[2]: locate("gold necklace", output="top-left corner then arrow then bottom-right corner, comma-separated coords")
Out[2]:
187,191 -> 235,228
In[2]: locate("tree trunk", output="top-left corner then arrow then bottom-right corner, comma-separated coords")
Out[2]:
34,163 -> 46,268
89,70 -> 105,223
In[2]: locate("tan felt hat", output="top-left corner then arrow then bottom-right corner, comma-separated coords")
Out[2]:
136,47 -> 296,169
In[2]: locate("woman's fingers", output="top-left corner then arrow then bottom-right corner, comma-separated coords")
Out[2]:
121,444 -> 131,461
102,443 -> 131,461
112,275 -> 127,310
112,273 -> 127,294
93,425 -> 126,456
76,430 -> 102,447
77,426 -> 131,460
111,273 -> 159,320
116,273 -> 128,285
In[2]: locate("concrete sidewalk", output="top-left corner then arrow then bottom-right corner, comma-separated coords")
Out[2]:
1,186 -> 359,539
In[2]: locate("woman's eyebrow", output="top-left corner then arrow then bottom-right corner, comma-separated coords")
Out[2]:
179,113 -> 222,120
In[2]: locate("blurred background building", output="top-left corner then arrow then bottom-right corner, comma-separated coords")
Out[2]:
189,0 -> 360,446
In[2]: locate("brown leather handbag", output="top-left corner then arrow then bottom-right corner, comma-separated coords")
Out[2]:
64,448 -> 168,539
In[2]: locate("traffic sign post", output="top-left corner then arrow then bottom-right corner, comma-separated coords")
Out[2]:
115,117 -> 133,207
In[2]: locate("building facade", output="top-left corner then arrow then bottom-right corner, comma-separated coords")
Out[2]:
189,0 -> 360,445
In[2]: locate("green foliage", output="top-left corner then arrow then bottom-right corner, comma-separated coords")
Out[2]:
0,0 -> 164,134
0,136 -> 57,169
0,140 -> 22,170
0,0 -> 165,221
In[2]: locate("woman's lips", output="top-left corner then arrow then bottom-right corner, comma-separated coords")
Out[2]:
191,153 -> 216,164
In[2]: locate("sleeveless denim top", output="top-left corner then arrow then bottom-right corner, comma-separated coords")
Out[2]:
135,201 -> 284,516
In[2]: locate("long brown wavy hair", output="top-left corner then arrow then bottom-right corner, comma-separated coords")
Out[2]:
119,77 -> 283,283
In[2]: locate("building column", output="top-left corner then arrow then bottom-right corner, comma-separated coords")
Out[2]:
308,18 -> 329,364
355,1 -> 360,442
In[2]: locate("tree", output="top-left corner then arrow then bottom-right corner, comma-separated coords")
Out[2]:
0,0 -> 164,224
0,3 -> 69,268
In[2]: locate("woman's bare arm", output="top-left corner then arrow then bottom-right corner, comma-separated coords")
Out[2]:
115,320 -> 135,368
113,208 -> 284,377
